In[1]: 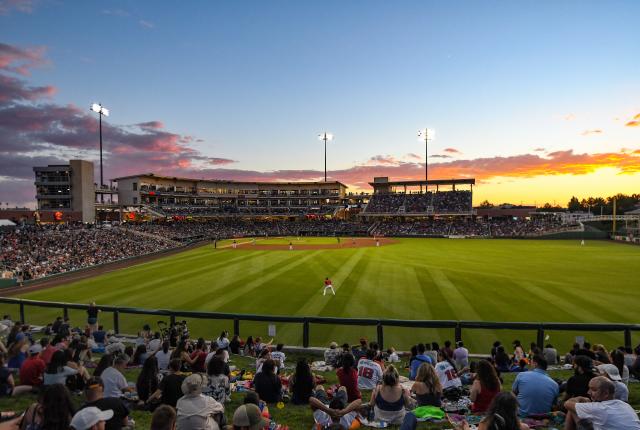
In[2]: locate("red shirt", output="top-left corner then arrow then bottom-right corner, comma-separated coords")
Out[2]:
472,383 -> 500,413
40,345 -> 58,365
336,367 -> 361,402
20,355 -> 46,386
190,350 -> 207,372
324,279 -> 332,286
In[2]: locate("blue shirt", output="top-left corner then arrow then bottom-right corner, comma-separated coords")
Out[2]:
409,354 -> 433,380
512,368 -> 559,416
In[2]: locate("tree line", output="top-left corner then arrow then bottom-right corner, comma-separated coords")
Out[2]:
478,193 -> 640,214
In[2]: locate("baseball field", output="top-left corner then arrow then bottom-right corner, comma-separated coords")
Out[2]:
5,238 -> 639,352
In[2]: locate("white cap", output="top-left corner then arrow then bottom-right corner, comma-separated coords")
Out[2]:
28,344 -> 42,355
70,407 -> 113,430
597,364 -> 622,381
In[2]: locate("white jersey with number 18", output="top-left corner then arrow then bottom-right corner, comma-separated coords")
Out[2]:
435,361 -> 462,390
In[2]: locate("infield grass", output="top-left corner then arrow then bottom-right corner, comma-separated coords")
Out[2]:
5,238 -> 640,352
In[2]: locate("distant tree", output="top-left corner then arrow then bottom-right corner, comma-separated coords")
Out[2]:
567,196 -> 582,212
537,202 -> 565,212
478,200 -> 494,208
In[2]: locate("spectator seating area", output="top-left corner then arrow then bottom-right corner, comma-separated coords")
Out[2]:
365,191 -> 473,215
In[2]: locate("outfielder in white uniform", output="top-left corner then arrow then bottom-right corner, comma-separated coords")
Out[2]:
323,277 -> 336,296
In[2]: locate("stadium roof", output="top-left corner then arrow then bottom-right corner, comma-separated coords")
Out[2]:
112,173 -> 348,188
368,178 -> 475,187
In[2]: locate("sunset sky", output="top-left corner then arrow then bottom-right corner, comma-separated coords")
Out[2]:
1,0 -> 639,207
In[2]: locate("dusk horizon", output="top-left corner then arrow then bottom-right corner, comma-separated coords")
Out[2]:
1,1 -> 639,208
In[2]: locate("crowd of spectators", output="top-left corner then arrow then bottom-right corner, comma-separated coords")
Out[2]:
365,191 -> 473,214
1,309 -> 640,429
0,224 -> 173,281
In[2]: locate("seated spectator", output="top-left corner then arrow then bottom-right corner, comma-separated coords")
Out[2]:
457,392 -> 531,430
70,406 -> 113,430
137,356 -> 160,406
80,376 -> 130,430
357,349 -> 383,390
228,335 -> 242,355
40,337 -> 58,365
270,343 -> 286,369
101,354 -> 131,398
155,341 -> 172,371
231,404 -> 270,430
171,340 -> 197,371
510,359 -> 529,373
576,342 -> 596,360
147,359 -> 185,408
494,345 -> 511,373
470,360 -> 501,413
92,326 -> 107,345
424,343 -> 437,364
435,349 -> 462,390
564,355 -> 597,400
21,384 -> 75,430
44,349 -> 81,386
593,344 -> 610,364
610,349 -> 630,385
410,362 -> 442,407
255,349 -> 272,374
336,352 -> 361,403
369,365 -> 411,425
253,359 -> 281,403
543,344 -> 559,365
7,334 -> 28,369
289,358 -> 314,405
0,352 -> 32,396
352,338 -> 368,361
189,338 -> 208,373
215,331 -> 230,351
94,354 -> 113,377
243,336 -> 255,357
596,364 -> 628,402
512,340 -> 526,363
132,344 -> 149,366
205,356 -> 230,404
442,340 -> 454,360
243,391 -> 270,422
564,376 -> 640,430
148,332 -> 162,353
387,347 -> 400,363
409,343 -> 433,380
20,344 -> 46,387
512,355 -> 559,416
453,341 -> 469,370
151,405 -> 177,430
324,342 -> 340,367
176,373 -> 224,430
309,385 -> 363,429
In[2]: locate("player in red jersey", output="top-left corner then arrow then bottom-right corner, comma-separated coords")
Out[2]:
323,277 -> 335,296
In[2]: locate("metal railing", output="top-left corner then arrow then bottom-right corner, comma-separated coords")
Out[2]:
0,297 -> 638,350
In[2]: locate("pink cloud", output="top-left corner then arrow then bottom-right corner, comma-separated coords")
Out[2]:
443,147 -> 461,154
0,43 -> 47,75
0,0 -> 34,15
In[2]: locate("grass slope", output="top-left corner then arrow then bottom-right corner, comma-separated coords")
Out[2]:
6,239 -> 639,352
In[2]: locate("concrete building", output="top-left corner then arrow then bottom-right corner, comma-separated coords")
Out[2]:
33,160 -> 96,223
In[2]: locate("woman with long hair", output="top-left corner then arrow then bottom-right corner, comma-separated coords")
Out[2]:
136,355 -> 160,405
611,349 -> 630,385
154,340 -> 172,371
243,336 -> 255,357
132,344 -> 149,366
470,392 -> 529,430
7,336 -> 28,369
20,384 -> 75,430
170,339 -> 196,370
470,360 -> 501,413
494,346 -> 511,373
289,357 -> 314,405
93,353 -> 113,377
435,349 -> 462,390
336,352 -> 361,402
206,356 -> 230,403
370,365 -> 411,424
410,362 -> 442,407
0,352 -> 31,397
43,350 -> 79,386
229,335 -> 242,355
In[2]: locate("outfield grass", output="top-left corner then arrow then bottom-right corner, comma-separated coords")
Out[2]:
4,239 -> 640,352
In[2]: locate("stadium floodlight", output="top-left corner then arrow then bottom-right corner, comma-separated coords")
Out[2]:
90,103 -> 110,203
417,128 -> 435,184
318,132 -> 334,182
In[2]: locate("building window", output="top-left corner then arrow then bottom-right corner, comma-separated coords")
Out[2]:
133,182 -> 138,191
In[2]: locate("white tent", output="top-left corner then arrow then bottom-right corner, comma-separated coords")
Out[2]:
0,219 -> 16,226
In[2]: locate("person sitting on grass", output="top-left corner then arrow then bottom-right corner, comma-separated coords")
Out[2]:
409,343 -> 433,380
252,359 -> 281,404
470,359 -> 501,413
410,362 -> 442,407
205,356 -> 230,404
70,406 -> 113,430
79,376 -> 130,430
151,405 -> 177,430
171,340 -> 197,371
512,355 -> 559,416
0,352 -> 32,397
94,354 -> 113,377
456,392 -> 530,430
231,404 -> 270,430
289,357 -> 315,405
370,365 -> 412,425
228,335 -> 242,355
309,385 -> 363,429
243,336 -> 255,357
357,349 -> 383,390
137,356 -> 160,408
43,349 -> 84,386
100,354 -> 133,399
147,359 -> 185,408
336,352 -> 361,403
19,344 -> 46,388
21,384 -> 76,430
176,373 -> 224,430
435,349 -> 462,390
563,376 -> 640,430
453,341 -> 469,370
242,391 -> 270,421
324,342 -> 340,367
270,343 -> 286,369
189,338 -> 208,373
132,344 -> 149,366
596,363 -> 628,402
610,349 -> 630,385
255,348 -> 273,374
563,355 -> 597,401
494,346 -> 512,373
352,338 -> 368,361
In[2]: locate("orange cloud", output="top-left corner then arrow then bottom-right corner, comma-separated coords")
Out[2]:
443,147 -> 461,154
626,121 -> 640,127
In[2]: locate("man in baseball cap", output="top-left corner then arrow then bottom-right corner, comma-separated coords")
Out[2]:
596,364 -> 629,402
70,407 -> 113,430
232,404 -> 270,430
19,344 -> 45,387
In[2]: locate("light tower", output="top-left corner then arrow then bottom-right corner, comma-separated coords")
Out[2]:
317,132 -> 334,182
90,103 -> 110,202
417,128 -> 435,186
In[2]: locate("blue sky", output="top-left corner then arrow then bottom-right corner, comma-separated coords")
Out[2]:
1,0 -> 639,205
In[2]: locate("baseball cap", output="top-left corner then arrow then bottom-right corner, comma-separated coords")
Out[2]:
329,341 -> 338,348
15,332 -> 25,342
70,407 -> 113,430
597,364 -> 622,381
232,404 -> 270,430
28,344 -> 42,355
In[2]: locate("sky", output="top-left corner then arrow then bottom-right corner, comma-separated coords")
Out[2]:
0,0 -> 639,208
